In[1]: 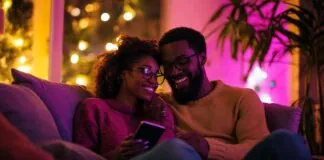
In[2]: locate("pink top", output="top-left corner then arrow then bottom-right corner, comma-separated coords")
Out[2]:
73,97 -> 175,159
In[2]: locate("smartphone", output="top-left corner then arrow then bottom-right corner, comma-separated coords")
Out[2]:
133,121 -> 166,148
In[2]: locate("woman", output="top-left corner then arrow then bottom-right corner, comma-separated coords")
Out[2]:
73,36 -> 201,160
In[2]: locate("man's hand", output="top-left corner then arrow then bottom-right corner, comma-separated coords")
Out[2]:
177,132 -> 209,160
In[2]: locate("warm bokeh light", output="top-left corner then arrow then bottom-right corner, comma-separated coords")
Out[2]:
105,42 -> 118,51
116,35 -> 121,42
3,0 -> 12,10
78,40 -> 89,51
123,12 -> 135,21
76,75 -> 88,86
85,4 -> 95,13
12,38 -> 24,47
70,7 -> 81,17
17,65 -> 31,73
101,13 -> 110,22
70,53 -> 79,64
18,56 -> 27,64
79,18 -> 89,29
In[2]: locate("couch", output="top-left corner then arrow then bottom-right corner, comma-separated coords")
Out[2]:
0,69 -> 302,159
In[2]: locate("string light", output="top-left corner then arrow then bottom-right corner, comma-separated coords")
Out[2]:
18,56 -> 27,64
12,37 -> 24,47
123,11 -> 135,21
101,13 -> 110,22
17,65 -> 31,73
105,42 -> 118,51
70,8 -> 81,17
85,4 -> 95,13
70,53 -> 79,64
3,0 -> 12,11
75,75 -> 88,86
79,18 -> 89,29
78,40 -> 89,51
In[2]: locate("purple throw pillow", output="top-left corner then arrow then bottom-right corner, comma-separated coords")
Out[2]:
11,69 -> 92,141
0,83 -> 61,143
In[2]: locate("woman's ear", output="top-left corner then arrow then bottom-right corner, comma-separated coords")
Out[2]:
198,53 -> 207,66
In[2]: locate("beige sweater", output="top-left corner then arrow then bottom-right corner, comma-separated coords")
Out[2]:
162,81 -> 269,160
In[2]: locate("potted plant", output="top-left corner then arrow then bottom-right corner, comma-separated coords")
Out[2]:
202,0 -> 324,155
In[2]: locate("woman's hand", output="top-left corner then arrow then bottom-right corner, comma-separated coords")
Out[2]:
143,95 -> 167,121
117,134 -> 149,160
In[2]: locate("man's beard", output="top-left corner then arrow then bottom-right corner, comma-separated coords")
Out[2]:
169,69 -> 203,104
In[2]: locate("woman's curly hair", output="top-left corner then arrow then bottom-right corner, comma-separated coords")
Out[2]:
94,35 -> 160,99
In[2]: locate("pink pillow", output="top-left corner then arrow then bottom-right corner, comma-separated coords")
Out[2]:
12,69 -> 92,141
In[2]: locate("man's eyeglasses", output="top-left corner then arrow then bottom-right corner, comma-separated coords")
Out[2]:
130,67 -> 165,85
162,53 -> 197,74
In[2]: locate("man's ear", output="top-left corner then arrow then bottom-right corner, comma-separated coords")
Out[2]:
198,53 -> 207,66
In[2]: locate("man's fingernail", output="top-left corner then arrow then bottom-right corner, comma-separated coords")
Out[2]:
144,141 -> 149,145
144,145 -> 149,149
137,139 -> 142,143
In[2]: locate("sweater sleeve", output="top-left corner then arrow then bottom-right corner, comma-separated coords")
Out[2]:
73,99 -> 100,153
207,89 -> 269,160
160,102 -> 176,141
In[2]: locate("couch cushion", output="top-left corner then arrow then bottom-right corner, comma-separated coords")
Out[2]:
0,114 -> 55,160
0,83 -> 61,143
264,103 -> 301,133
39,140 -> 105,160
12,69 -> 92,141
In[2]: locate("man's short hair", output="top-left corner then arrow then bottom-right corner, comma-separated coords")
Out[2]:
159,27 -> 206,55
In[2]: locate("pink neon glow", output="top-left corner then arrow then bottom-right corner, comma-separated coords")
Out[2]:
162,0 -> 292,105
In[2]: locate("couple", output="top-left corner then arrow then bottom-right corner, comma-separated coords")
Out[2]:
73,27 -> 312,160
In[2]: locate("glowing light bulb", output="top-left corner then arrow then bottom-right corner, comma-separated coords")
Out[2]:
70,53 -> 79,64
71,8 -> 81,17
78,40 -> 88,51
17,65 -> 31,73
76,75 -> 88,86
85,4 -> 95,13
13,38 -> 24,47
79,18 -> 89,29
101,13 -> 110,22
105,42 -> 118,51
3,0 -> 12,10
18,56 -> 27,64
123,12 -> 135,21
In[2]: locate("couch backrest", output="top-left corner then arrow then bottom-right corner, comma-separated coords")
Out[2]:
263,103 -> 301,133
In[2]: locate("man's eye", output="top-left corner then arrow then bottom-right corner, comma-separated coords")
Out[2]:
178,58 -> 188,65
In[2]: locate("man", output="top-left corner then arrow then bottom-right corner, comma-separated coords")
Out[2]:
158,27 -> 311,160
